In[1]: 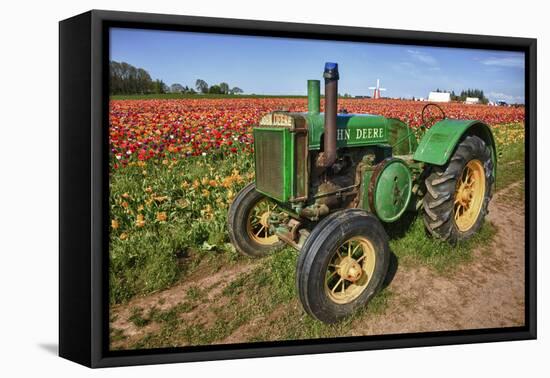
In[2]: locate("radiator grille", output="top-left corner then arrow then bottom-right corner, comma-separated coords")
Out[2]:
254,129 -> 286,201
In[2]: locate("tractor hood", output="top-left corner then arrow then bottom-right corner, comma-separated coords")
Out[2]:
304,112 -> 389,150
256,111 -> 390,150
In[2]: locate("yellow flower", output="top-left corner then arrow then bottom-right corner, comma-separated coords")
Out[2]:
177,199 -> 189,208
201,204 -> 214,219
137,205 -> 144,212
119,232 -> 128,240
202,189 -> 210,198
162,159 -> 169,165
156,212 -> 167,222
145,186 -> 153,193
222,176 -> 233,188
136,214 -> 145,228
192,179 -> 200,189
181,181 -> 190,189
111,219 -> 119,229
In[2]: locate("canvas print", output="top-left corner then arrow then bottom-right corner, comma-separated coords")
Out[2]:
108,28 -> 525,350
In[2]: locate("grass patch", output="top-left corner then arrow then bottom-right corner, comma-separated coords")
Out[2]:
498,180 -> 525,204
119,247 -> 396,349
387,214 -> 496,272
492,123 -> 525,190
128,307 -> 153,328
109,151 -> 254,304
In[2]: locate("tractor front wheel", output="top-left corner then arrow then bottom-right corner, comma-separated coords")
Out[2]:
423,135 -> 494,243
296,209 -> 390,323
227,183 -> 284,257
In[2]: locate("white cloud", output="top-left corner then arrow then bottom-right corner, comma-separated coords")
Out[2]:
406,49 -> 438,66
487,91 -> 524,103
481,56 -> 524,68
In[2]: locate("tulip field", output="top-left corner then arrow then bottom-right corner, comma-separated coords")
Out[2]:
110,98 -> 524,167
109,97 -> 525,305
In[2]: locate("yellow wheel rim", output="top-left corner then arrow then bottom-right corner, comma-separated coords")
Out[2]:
324,236 -> 376,304
454,159 -> 486,232
246,198 -> 279,245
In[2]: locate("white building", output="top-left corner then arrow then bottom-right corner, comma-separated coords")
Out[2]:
465,97 -> 480,104
428,92 -> 451,103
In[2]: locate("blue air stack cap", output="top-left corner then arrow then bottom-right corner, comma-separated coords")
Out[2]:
323,62 -> 339,80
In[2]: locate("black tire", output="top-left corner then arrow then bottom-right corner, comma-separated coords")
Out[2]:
423,135 -> 494,243
227,183 -> 284,257
296,209 -> 390,323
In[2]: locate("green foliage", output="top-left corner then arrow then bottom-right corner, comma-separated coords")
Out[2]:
110,61 -> 154,95
195,79 -> 209,94
449,88 -> 489,104
109,151 -> 255,304
110,124 -> 523,308
230,87 -> 243,95
387,214 -> 496,272
219,82 -> 229,94
110,93 -> 306,100
208,84 -> 222,94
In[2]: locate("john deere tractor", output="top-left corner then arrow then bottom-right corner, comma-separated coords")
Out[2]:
228,62 -> 495,323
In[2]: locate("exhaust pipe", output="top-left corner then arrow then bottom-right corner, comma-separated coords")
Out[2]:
317,62 -> 339,168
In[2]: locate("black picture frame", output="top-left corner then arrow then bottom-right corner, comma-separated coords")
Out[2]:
59,9 -> 537,368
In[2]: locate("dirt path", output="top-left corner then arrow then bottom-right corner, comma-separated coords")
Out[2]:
110,181 -> 525,347
348,181 -> 525,335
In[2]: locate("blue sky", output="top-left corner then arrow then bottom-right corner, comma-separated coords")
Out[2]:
110,28 -> 525,103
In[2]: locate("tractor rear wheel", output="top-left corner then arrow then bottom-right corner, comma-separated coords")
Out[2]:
228,183 -> 284,257
296,209 -> 390,323
423,135 -> 494,243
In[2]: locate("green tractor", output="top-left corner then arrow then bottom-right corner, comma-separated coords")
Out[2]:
228,62 -> 496,323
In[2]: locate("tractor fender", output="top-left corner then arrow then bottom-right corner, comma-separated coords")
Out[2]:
413,119 -> 496,169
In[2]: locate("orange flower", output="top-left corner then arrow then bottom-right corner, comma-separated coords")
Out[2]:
209,179 -> 218,187
111,219 -> 119,229
222,176 -> 234,188
121,201 -> 129,208
156,212 -> 167,222
145,186 -> 153,193
121,192 -> 130,199
136,214 -> 145,228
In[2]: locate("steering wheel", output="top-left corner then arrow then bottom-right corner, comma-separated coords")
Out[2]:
421,103 -> 446,128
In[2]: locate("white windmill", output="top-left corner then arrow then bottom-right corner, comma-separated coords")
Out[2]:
368,79 -> 386,99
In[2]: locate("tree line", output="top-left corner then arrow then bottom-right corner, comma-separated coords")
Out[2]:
433,88 -> 489,104
110,61 -> 243,95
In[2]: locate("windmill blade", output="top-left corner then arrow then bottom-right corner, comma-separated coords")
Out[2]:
379,88 -> 387,91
